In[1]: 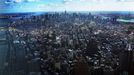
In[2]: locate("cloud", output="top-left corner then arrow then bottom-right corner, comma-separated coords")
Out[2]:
1,0 -> 134,13
25,1 -> 134,11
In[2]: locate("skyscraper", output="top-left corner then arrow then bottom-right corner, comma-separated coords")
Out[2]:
119,43 -> 133,75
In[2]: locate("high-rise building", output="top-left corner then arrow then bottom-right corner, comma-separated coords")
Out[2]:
119,44 -> 133,75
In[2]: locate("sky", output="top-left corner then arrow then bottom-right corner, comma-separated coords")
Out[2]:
1,0 -> 134,13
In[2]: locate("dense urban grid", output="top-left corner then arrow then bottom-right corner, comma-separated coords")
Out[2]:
0,12 -> 134,75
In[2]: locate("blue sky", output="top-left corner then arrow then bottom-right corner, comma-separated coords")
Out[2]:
1,0 -> 134,13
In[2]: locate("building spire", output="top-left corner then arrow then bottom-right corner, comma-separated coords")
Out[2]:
127,43 -> 132,51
